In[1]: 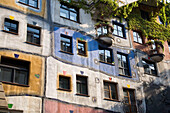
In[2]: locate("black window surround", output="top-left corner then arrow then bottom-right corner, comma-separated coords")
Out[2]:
0,56 -> 30,86
76,75 -> 88,96
58,75 -> 71,91
117,52 -> 130,77
18,0 -> 39,9
142,59 -> 157,76
3,18 -> 19,35
104,81 -> 118,101
99,46 -> 113,64
77,39 -> 87,56
133,31 -> 143,44
60,34 -> 73,54
26,24 -> 41,46
60,4 -> 79,22
112,21 -> 126,38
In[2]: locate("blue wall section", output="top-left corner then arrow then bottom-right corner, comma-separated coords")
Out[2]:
54,27 -> 138,80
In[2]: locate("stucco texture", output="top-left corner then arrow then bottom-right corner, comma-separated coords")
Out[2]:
0,50 -> 45,96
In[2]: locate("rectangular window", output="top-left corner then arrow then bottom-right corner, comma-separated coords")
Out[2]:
27,25 -> 41,45
60,34 -> 72,53
0,56 -> 30,85
123,88 -> 137,113
112,22 -> 125,38
77,40 -> 87,56
142,59 -> 157,75
60,4 -> 79,22
117,53 -> 129,76
4,18 -> 19,34
104,81 -> 118,100
99,47 -> 113,63
59,75 -> 71,91
97,26 -> 108,36
76,75 -> 88,95
133,31 -> 143,44
19,0 -> 38,8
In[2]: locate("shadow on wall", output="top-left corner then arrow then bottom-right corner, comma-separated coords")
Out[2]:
136,69 -> 170,113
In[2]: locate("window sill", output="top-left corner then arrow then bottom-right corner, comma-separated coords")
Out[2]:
134,41 -> 143,45
78,53 -> 88,57
25,41 -> 41,47
1,81 -> 29,87
104,98 -> 120,102
99,61 -> 115,65
58,88 -> 71,92
60,16 -> 80,24
144,73 -> 157,77
112,34 -> 126,39
76,93 -> 90,97
18,1 -> 39,9
2,30 -> 18,35
60,50 -> 74,55
119,74 -> 132,78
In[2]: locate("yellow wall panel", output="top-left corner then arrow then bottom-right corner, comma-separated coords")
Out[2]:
0,50 -> 45,96
0,0 -> 46,17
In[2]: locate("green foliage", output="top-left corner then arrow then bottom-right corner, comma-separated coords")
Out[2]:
128,13 -> 170,41
58,0 -> 170,40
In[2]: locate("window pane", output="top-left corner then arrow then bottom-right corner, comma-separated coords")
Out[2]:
76,76 -> 87,95
78,41 -> 86,55
4,19 -> 18,33
27,25 -> 40,44
0,67 -> 13,82
104,90 -> 110,98
97,28 -> 102,36
19,0 -> 27,4
59,76 -> 70,90
60,8 -> 69,18
103,26 -> 107,35
99,49 -> 105,62
61,35 -> 72,53
15,70 -> 28,85
70,12 -> 77,21
29,0 -> 38,7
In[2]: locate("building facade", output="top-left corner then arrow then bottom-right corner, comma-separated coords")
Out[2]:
0,0 -> 169,113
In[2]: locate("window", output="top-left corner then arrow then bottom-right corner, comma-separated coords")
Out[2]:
59,75 -> 71,91
60,4 -> 79,22
141,10 -> 149,21
19,0 -> 38,8
60,34 -> 72,53
97,25 -> 108,36
26,25 -> 41,45
123,88 -> 137,113
0,56 -> 29,85
104,81 -> 118,100
3,18 -> 19,34
77,40 -> 87,56
142,59 -> 157,75
133,31 -> 143,44
112,22 -> 125,38
99,46 -> 113,63
76,75 -> 88,95
117,53 -> 129,76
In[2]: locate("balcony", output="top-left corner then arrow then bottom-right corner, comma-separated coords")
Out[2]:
146,40 -> 165,62
95,23 -> 114,47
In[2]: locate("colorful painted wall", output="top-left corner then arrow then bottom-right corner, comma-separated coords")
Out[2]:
54,27 -> 138,79
0,0 -> 46,17
0,50 -> 45,96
